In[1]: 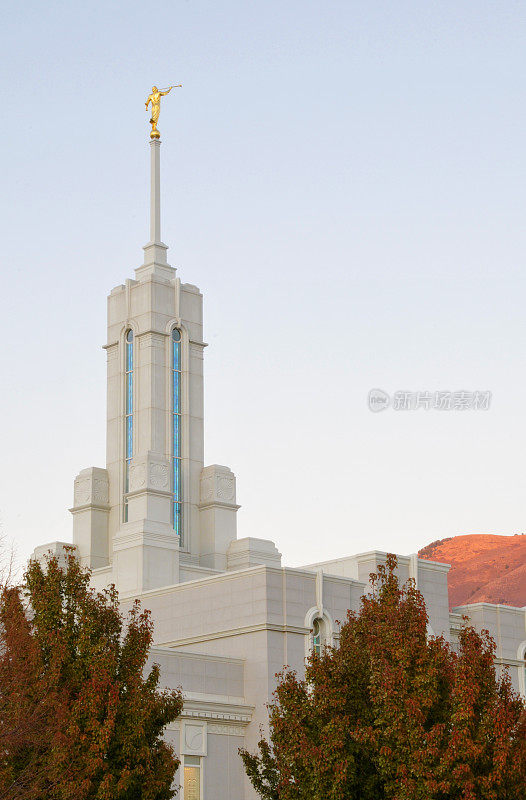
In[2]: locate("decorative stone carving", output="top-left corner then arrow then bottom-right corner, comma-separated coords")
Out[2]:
181,721 -> 207,756
93,479 -> 109,504
150,462 -> 169,489
74,479 -> 91,505
73,467 -> 109,508
199,465 -> 237,506
180,701 -> 251,724
129,463 -> 146,490
207,723 -> 245,736
185,725 -> 203,751
200,475 -> 214,502
127,455 -> 171,494
182,709 -> 250,722
217,475 -> 234,501
199,464 -> 240,570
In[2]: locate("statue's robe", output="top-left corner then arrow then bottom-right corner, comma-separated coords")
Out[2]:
149,95 -> 161,125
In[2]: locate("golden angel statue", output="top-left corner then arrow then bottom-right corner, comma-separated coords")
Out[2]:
145,84 -> 182,139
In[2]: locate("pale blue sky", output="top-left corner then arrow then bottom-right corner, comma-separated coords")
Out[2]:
1,1 -> 526,568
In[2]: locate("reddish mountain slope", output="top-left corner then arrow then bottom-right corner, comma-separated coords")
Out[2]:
418,534 -> 526,610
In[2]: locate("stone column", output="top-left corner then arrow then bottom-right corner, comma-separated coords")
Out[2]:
70,467 -> 110,568
113,453 -> 180,595
199,465 -> 240,570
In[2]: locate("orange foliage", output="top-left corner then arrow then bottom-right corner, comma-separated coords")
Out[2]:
241,555 -> 526,800
0,552 -> 183,800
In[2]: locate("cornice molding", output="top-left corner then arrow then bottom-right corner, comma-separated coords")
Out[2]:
198,500 -> 241,511
136,563 -> 366,604
125,486 -> 172,500
495,657 -> 524,668
113,529 -> 180,551
158,621 -> 315,649
149,646 -> 244,666
453,602 -> 526,613
181,696 -> 253,726
69,502 -> 111,514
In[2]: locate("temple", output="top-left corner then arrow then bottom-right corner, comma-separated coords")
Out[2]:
32,133 -> 526,800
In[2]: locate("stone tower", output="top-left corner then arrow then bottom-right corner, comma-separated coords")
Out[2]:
69,137 -> 241,593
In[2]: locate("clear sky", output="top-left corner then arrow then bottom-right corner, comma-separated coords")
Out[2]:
1,1 -> 526,570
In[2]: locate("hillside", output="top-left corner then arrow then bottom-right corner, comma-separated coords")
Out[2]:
418,534 -> 526,610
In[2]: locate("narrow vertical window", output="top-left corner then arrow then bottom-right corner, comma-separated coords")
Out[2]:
123,329 -> 133,522
183,756 -> 201,799
312,618 -> 322,657
172,329 -> 182,542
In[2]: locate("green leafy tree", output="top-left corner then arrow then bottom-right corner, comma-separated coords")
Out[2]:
0,551 -> 183,800
241,555 -> 526,800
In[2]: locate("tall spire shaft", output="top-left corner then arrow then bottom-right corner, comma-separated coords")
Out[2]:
138,137 -> 174,281
150,139 -> 161,242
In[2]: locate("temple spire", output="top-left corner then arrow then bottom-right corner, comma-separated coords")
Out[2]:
137,83 -> 181,282
150,138 -> 162,243
137,137 -> 174,281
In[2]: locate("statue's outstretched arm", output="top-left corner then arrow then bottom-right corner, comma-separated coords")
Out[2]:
160,85 -> 182,96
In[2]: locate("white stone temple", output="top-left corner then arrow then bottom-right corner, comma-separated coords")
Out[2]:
33,134 -> 526,800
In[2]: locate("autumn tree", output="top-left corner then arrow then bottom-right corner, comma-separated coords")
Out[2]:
0,551 -> 183,800
241,554 -> 526,800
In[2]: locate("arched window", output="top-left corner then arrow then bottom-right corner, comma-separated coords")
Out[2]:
123,329 -> 134,522
305,608 -> 334,659
312,618 -> 323,657
171,329 -> 182,543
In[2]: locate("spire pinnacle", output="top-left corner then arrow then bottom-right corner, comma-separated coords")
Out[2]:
145,84 -> 182,140
137,83 -> 182,282
150,138 -> 162,243
136,139 -> 174,282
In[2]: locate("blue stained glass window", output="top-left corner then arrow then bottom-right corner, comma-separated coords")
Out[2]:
123,330 -> 134,522
173,458 -> 180,494
126,376 -> 133,414
173,414 -> 180,456
172,329 -> 182,543
173,334 -> 181,368
173,502 -> 181,537
173,372 -> 180,406
126,417 -> 133,452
